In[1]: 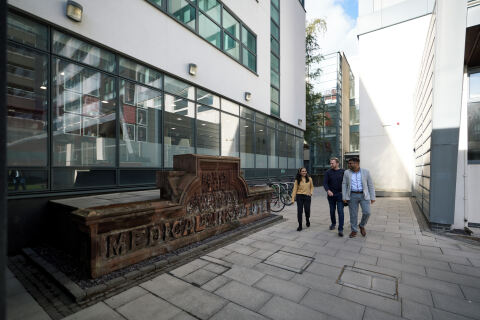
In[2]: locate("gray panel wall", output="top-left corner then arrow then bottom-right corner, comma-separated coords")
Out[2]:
428,0 -> 467,226
414,12 -> 435,219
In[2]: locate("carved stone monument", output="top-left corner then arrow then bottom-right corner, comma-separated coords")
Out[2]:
54,155 -> 272,278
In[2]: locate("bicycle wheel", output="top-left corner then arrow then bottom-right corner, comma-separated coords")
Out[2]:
280,184 -> 293,206
269,186 -> 285,212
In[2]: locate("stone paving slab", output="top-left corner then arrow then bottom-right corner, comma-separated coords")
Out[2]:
10,188 -> 480,320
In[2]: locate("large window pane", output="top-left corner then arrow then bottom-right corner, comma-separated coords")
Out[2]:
272,0 -> 279,8
221,98 -> 239,115
240,106 -> 255,121
271,37 -> 279,57
242,48 -> 256,72
8,169 -> 48,192
120,81 -> 162,167
164,94 -> 195,167
221,112 -> 239,157
288,134 -> 296,168
468,102 -> 480,161
52,59 -> 117,166
271,21 -> 279,40
242,26 -> 256,53
271,101 -> 279,117
224,34 -> 239,60
278,130 -> 287,169
271,70 -> 280,88
119,57 -> 162,89
271,87 -> 279,105
197,105 -> 219,155
197,88 -> 220,108
199,0 -> 221,24
256,124 -> 267,168
168,0 -> 196,29
198,13 -> 221,49
7,44 -> 48,166
240,119 -> 254,168
53,168 -> 115,189
296,136 -> 303,168
271,5 -> 280,24
271,53 -> 279,73
268,127 -> 278,168
164,76 -> 195,100
52,31 -> 116,73
223,9 -> 240,39
7,13 -> 48,50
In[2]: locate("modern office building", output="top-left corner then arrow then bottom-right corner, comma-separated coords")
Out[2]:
5,0 -> 306,252
358,0 -> 480,230
310,51 -> 357,174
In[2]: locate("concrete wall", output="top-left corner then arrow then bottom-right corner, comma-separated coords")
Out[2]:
359,0 -> 434,35
280,0 -> 306,130
9,0 -> 305,129
358,15 -> 430,194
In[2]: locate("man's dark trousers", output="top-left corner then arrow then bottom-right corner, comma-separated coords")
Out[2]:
328,193 -> 344,231
296,194 -> 311,226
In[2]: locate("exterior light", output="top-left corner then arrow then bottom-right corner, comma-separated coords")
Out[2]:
101,100 -> 109,104
188,63 -> 197,76
176,117 -> 182,121
66,1 -> 83,22
40,86 -> 47,90
298,119 -> 302,126
245,92 -> 252,101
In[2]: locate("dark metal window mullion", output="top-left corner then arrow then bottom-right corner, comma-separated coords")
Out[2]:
161,75 -> 165,169
115,54 -> 121,185
48,25 -> 53,191
194,88 -> 197,154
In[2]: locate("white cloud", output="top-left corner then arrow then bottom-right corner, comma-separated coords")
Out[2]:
306,0 -> 359,92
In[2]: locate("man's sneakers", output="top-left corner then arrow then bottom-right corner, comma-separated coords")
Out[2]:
360,226 -> 366,237
329,224 -> 335,230
306,220 -> 310,227
349,231 -> 357,238
297,226 -> 302,231
338,231 -> 344,237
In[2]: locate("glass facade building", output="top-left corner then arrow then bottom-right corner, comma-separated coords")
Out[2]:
310,52 -> 357,174
6,10 -> 304,196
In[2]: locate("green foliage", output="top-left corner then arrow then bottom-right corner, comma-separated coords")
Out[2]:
305,19 -> 326,146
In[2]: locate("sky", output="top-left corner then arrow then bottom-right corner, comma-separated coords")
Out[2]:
305,0 -> 359,86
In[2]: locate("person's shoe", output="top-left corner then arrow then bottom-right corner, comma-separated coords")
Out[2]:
349,231 -> 357,238
360,226 -> 366,237
297,226 -> 302,231
329,224 -> 335,230
306,220 -> 310,227
338,231 -> 344,237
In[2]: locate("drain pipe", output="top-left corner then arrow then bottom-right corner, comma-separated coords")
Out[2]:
464,143 -> 472,235
463,69 -> 472,235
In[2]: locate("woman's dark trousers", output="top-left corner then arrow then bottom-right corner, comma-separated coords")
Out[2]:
296,194 -> 311,227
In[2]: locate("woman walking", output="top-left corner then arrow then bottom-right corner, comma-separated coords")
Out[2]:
291,167 -> 314,231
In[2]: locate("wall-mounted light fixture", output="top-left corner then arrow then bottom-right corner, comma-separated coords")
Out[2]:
298,119 -> 303,126
245,92 -> 252,101
66,0 -> 83,22
188,63 -> 197,76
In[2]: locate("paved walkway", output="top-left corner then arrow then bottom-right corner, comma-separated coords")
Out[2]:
8,188 -> 480,319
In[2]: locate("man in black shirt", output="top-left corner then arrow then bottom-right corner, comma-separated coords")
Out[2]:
323,157 -> 345,236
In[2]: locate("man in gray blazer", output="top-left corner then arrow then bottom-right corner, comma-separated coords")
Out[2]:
342,157 -> 376,238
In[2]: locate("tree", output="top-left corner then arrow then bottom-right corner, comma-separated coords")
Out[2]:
305,19 -> 326,151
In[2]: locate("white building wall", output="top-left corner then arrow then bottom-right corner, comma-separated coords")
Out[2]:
358,15 -> 430,194
280,0 -> 306,130
9,0 -> 304,128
